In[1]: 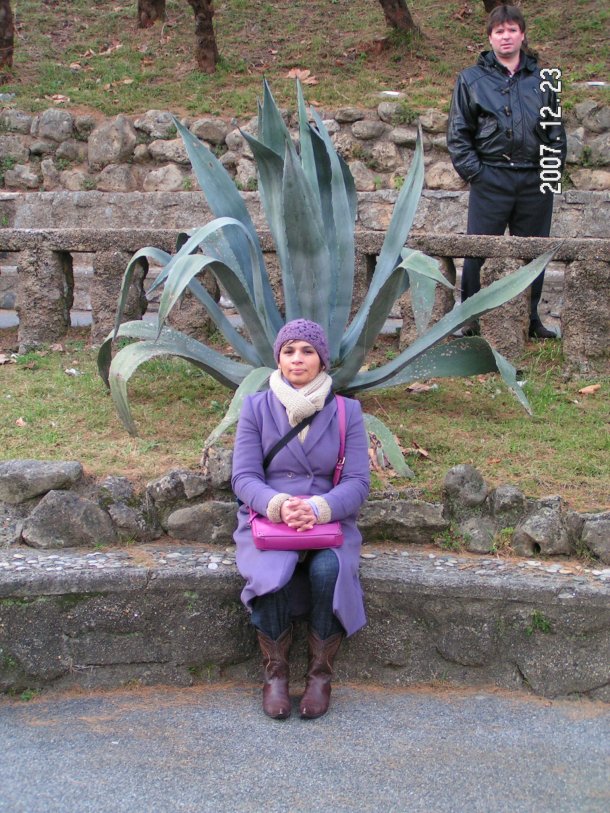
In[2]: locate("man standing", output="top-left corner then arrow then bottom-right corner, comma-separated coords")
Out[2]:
447,5 -> 566,338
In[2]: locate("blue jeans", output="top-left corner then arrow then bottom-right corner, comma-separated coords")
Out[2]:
251,549 -> 344,641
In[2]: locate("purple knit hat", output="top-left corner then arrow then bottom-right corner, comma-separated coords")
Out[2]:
273,319 -> 330,370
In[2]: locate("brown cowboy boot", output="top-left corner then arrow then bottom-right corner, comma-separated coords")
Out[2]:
299,628 -> 343,719
256,626 -> 292,719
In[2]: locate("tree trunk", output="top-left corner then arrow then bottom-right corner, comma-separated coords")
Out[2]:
483,0 -> 506,11
378,0 -> 419,32
137,0 -> 166,29
186,0 -> 218,74
0,0 -> 14,73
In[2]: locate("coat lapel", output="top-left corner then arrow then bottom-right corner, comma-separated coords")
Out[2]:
302,397 -> 337,456
266,392 -> 309,471
266,391 -> 337,471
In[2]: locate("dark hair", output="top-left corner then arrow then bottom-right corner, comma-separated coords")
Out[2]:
486,4 -> 526,36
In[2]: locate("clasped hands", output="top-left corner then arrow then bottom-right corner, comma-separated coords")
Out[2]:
280,497 -> 316,532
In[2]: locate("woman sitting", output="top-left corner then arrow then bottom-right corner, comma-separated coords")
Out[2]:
231,319 -> 370,720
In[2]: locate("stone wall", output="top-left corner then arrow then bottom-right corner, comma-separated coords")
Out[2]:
1,458 -> 609,700
1,101 -> 608,370
1,101 -> 609,194
1,459 -> 608,564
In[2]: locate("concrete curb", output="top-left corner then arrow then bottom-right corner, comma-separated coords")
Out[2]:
1,542 -> 608,701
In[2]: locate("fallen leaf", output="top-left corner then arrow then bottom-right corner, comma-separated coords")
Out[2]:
286,68 -> 318,84
0,354 -> 15,365
99,42 -> 123,56
413,441 -> 430,458
15,417 -> 27,427
49,343 -> 64,352
407,381 -> 433,393
64,368 -> 83,377
46,94 -> 70,103
487,458 -> 502,464
269,49 -> 278,55
578,384 -> 601,395
69,62 -> 82,71
121,78 -> 134,85
82,48 -> 96,57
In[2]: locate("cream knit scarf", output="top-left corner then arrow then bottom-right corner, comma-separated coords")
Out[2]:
269,369 -> 333,442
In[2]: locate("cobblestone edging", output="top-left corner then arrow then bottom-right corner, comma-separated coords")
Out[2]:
1,542 -> 608,701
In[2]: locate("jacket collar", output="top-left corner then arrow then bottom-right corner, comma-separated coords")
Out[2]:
477,49 -> 537,75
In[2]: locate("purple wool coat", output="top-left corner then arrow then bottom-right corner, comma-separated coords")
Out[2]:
231,390 -> 370,637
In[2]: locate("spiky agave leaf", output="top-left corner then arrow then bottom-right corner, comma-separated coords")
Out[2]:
173,117 -> 283,335
249,81 -> 357,356
309,107 -> 357,359
398,249 -> 453,337
332,251 -> 449,389
341,128 -> 426,359
363,413 -> 415,478
345,248 -> 559,403
332,264 -> 408,389
259,79 -> 291,157
112,246 -> 171,337
151,220 -> 279,367
356,337 -> 531,414
101,321 -> 254,435
154,254 -> 267,368
241,132 -> 300,320
202,366 -> 274,450
281,139 -> 333,330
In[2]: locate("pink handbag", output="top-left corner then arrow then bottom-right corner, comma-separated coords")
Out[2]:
249,396 -> 346,552
250,512 -> 343,551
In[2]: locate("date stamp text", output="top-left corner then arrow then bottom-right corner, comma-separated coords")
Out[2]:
539,68 -> 563,194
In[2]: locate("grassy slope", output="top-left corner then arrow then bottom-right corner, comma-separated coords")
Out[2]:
2,0 -> 608,116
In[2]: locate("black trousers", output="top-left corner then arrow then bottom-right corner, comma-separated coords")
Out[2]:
463,165 -> 555,321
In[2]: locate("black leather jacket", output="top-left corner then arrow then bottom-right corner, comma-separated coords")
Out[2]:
447,50 -> 566,182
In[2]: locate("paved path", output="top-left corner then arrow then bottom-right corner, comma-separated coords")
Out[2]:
1,684 -> 608,813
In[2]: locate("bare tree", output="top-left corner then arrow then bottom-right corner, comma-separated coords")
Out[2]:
377,0 -> 419,32
186,0 -> 218,73
0,0 -> 14,75
137,0 -> 218,73
137,0 -> 166,28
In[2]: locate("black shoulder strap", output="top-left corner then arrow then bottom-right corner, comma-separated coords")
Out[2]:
262,391 -> 335,470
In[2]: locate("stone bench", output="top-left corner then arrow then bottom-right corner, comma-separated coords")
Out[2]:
1,542 -> 608,701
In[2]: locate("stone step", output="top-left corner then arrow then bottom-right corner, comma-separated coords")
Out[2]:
1,542 -> 608,701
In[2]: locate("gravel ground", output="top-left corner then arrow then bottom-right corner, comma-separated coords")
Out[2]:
1,683 -> 608,813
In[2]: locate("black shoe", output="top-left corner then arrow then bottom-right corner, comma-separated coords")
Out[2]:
452,320 -> 480,338
529,320 -> 557,340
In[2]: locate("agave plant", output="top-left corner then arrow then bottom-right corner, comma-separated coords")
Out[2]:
98,80 -> 556,476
